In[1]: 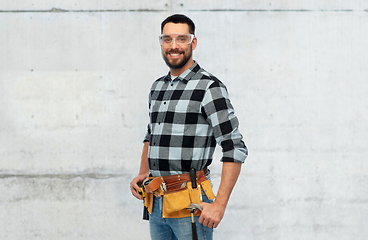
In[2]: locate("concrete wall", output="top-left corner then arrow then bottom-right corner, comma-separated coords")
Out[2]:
1,1 -> 367,239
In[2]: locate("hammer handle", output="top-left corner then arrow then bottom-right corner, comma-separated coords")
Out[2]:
191,210 -> 198,240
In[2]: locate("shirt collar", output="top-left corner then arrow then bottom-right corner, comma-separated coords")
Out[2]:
164,61 -> 201,84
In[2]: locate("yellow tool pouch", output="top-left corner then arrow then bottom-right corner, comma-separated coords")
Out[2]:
162,183 -> 201,218
143,191 -> 154,214
200,179 -> 216,200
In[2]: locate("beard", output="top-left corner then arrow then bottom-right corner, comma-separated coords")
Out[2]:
162,46 -> 193,70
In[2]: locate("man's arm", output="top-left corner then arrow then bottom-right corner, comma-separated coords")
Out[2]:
130,141 -> 150,200
198,80 -> 247,227
199,162 -> 241,228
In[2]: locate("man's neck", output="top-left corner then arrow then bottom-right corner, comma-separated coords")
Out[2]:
170,59 -> 195,76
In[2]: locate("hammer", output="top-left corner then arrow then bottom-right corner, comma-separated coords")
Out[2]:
188,168 -> 202,240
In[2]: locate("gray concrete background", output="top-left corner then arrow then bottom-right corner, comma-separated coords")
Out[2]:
1,1 -> 367,239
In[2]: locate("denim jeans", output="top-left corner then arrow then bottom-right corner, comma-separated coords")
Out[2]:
149,181 -> 214,240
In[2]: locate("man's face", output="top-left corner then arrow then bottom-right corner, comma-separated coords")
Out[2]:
161,22 -> 197,71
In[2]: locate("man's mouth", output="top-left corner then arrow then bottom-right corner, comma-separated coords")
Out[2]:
169,52 -> 182,58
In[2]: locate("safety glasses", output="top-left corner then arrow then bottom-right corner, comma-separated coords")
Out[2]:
159,33 -> 195,46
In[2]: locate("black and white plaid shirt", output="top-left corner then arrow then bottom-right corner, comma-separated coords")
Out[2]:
144,62 -> 247,177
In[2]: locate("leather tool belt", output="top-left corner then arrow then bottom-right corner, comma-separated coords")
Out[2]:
143,169 -> 215,218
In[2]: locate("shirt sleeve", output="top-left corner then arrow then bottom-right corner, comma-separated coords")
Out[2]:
143,90 -> 152,143
201,80 -> 248,163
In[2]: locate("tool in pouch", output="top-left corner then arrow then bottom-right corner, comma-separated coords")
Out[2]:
187,168 -> 202,240
137,182 -> 149,220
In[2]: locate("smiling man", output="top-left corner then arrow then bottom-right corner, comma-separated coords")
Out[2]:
160,22 -> 196,75
130,14 -> 248,240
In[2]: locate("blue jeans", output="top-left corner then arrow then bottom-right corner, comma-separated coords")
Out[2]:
149,188 -> 214,240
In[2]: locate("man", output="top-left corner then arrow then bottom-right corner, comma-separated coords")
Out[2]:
130,14 -> 248,240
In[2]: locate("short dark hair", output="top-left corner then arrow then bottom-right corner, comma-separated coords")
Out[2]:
161,14 -> 195,35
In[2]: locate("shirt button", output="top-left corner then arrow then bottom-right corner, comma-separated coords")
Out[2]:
164,102 -> 166,105
171,84 -> 173,86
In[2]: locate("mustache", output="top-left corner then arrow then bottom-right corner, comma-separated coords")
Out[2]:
166,50 -> 183,54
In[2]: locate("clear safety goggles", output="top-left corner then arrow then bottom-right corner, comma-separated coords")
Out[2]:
159,33 -> 195,46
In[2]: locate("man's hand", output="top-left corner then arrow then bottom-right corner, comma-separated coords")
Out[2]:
131,142 -> 150,200
198,201 -> 225,228
130,174 -> 148,200
197,162 -> 242,228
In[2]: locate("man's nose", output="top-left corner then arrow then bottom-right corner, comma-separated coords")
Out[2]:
171,38 -> 179,48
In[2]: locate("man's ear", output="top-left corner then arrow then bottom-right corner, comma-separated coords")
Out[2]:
192,37 -> 197,51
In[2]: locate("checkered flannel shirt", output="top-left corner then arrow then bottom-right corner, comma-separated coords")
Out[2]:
144,62 -> 247,177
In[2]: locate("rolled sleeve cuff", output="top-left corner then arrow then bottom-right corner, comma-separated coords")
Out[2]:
221,146 -> 248,164
143,124 -> 151,143
143,134 -> 150,143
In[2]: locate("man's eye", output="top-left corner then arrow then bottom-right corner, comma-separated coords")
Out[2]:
177,38 -> 186,42
163,38 -> 172,42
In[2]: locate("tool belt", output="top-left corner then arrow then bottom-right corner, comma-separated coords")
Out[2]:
143,169 -> 216,218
